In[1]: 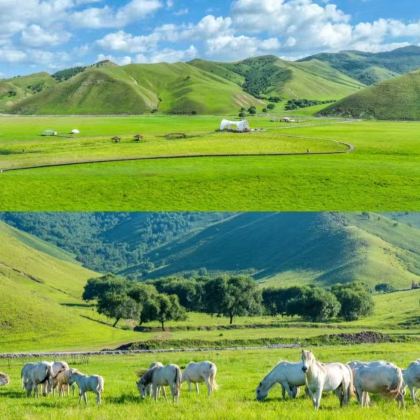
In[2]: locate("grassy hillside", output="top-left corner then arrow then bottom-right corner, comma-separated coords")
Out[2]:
11,63 -> 261,115
319,70 -> 420,120
0,72 -> 56,112
190,55 -> 364,100
0,221 -> 141,351
300,45 -> 420,85
135,213 -> 420,288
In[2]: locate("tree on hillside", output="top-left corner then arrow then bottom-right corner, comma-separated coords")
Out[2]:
97,292 -> 141,327
82,274 -> 127,301
332,283 -> 374,321
374,283 -> 395,293
262,287 -> 303,317
287,287 -> 340,322
248,106 -> 257,115
153,294 -> 187,331
267,103 -> 275,110
151,278 -> 204,311
204,276 -> 262,324
127,283 -> 160,325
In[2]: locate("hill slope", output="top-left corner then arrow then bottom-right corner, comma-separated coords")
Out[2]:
10,63 -> 261,115
191,55 -> 365,100
0,72 -> 56,112
319,70 -> 420,120
300,46 -> 420,85
6,212 -> 418,289
0,221 -> 138,351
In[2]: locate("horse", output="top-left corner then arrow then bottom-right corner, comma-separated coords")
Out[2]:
137,364 -> 181,402
256,361 -> 305,401
68,369 -> 104,405
21,362 -> 53,397
182,361 -> 218,396
301,350 -> 352,410
403,360 -> 420,403
142,362 -> 167,399
351,360 -> 404,407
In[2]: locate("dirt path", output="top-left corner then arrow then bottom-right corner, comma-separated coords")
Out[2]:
0,139 -> 354,173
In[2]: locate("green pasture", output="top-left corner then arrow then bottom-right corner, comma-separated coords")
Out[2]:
0,115 -> 419,211
0,344 -> 419,419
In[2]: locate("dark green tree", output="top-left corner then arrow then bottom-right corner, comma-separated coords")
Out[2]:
97,293 -> 141,327
82,274 -> 127,301
154,294 -> 187,331
332,283 -> 374,321
287,287 -> 340,322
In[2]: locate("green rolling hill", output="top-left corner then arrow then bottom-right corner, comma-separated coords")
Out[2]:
3,212 -> 419,289
319,70 -> 420,120
9,62 -> 262,115
0,72 -> 57,112
190,55 -> 365,100
3,52 -> 371,115
127,213 -> 420,288
300,45 -> 420,85
0,221 -> 137,351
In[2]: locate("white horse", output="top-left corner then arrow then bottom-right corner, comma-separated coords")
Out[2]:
68,369 -> 104,405
301,350 -> 352,410
182,361 -> 218,396
137,364 -> 181,402
21,362 -> 53,397
256,361 -> 305,401
143,362 -> 167,399
351,360 -> 404,407
403,360 -> 420,403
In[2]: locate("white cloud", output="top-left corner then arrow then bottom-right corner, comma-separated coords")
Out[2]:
72,0 -> 163,28
21,25 -> 71,47
97,53 -> 133,65
136,45 -> 197,63
96,30 -> 160,53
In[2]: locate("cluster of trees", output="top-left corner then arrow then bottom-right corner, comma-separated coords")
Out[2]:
285,99 -> 336,110
263,282 -> 374,321
84,274 -> 375,329
239,106 -> 257,117
83,275 -> 186,330
52,66 -> 86,81
262,103 -> 276,113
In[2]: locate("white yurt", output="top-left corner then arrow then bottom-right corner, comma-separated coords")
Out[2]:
71,129 -> 80,134
220,119 -> 250,132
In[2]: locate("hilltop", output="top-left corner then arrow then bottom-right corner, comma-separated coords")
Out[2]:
300,46 -> 420,85
319,70 -> 420,120
3,212 -> 420,289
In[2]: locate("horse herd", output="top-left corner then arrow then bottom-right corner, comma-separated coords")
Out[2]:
1,351 -> 419,410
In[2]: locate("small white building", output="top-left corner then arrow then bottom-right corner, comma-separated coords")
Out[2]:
71,129 -> 80,134
220,119 -> 250,132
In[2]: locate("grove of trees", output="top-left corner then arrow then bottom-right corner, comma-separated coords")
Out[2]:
83,274 -> 375,329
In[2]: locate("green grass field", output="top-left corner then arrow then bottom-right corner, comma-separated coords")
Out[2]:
0,115 -> 419,210
0,344 -> 419,419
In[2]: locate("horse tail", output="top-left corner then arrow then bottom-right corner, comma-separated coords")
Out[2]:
209,363 -> 218,391
388,367 -> 404,398
175,366 -> 182,391
346,365 -> 354,401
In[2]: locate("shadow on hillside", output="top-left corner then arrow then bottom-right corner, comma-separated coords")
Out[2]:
79,314 -> 112,327
61,303 -> 92,308
0,390 -> 26,399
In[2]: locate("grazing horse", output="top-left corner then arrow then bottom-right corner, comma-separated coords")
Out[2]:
301,350 -> 352,410
142,362 -> 167,399
137,364 -> 182,402
351,360 -> 404,407
182,361 -> 218,396
68,369 -> 104,405
403,360 -> 420,403
21,362 -> 53,397
256,361 -> 305,401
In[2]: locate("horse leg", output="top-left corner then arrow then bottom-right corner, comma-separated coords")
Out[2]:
195,383 -> 199,394
409,385 -> 416,403
83,392 -> 87,405
152,385 -> 158,401
280,384 -> 286,400
188,381 -> 192,392
206,379 -> 211,396
314,386 -> 323,410
282,382 -> 294,399
96,391 -> 101,405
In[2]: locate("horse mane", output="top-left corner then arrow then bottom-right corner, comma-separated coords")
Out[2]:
140,367 -> 156,385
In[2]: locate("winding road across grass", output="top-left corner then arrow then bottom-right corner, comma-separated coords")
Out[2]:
0,136 -> 355,173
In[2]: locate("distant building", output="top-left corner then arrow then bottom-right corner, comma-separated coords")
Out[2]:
219,119 -> 250,132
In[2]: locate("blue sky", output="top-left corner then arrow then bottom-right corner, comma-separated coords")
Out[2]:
0,0 -> 419,77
